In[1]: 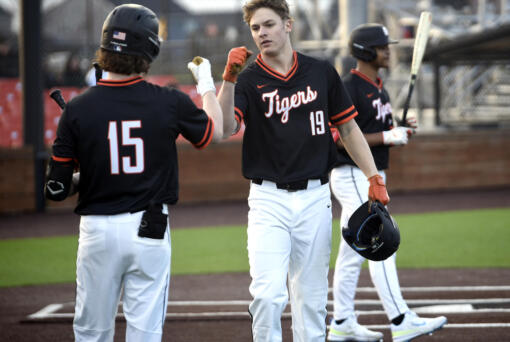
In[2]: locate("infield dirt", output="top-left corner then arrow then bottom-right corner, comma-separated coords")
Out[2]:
1,187 -> 510,341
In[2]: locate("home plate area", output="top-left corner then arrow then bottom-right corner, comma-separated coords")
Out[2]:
26,285 -> 510,333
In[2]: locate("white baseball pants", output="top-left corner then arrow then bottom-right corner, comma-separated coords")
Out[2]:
73,208 -> 171,342
247,179 -> 332,342
330,165 -> 409,321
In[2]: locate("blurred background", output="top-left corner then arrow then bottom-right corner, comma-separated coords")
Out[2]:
1,0 -> 510,214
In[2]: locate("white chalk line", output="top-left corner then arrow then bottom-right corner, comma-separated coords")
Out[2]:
33,297 -> 510,308
27,303 -> 63,319
160,298 -> 510,306
27,302 -> 510,321
349,285 -> 510,293
26,309 -> 510,330
26,284 -> 510,329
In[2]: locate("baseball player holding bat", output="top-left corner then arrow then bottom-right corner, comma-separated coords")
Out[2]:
216,1 -> 390,341
327,24 -> 447,342
45,4 -> 223,341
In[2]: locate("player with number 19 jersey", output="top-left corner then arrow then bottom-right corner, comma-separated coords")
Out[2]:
52,77 -> 213,215
234,52 -> 358,182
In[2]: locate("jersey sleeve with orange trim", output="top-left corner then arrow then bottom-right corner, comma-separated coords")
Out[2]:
52,106 -> 78,160
233,78 -> 248,126
47,107 -> 78,201
175,90 -> 214,149
325,62 -> 358,126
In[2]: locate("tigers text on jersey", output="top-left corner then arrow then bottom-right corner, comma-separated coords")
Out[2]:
338,69 -> 394,170
52,76 -> 213,215
234,52 -> 357,183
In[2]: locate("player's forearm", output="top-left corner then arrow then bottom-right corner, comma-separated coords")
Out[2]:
337,119 -> 379,177
217,81 -> 237,139
336,131 -> 383,148
202,91 -> 224,143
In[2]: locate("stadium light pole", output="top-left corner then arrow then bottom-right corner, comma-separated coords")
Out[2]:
19,0 -> 47,212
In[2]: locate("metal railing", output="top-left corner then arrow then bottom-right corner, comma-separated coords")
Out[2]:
368,0 -> 510,127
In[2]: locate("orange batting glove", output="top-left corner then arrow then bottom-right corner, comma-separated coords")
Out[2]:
330,126 -> 340,144
368,174 -> 390,206
223,46 -> 253,83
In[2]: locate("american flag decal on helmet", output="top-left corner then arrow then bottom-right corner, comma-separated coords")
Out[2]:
113,31 -> 126,40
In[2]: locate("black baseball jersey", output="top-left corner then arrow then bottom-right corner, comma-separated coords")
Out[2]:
337,69 -> 394,170
52,76 -> 213,215
234,52 -> 357,183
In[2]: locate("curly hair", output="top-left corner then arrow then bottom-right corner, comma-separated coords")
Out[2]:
94,48 -> 150,75
242,0 -> 291,24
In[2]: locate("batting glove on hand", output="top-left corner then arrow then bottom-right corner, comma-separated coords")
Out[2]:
187,57 -> 216,96
395,116 -> 418,132
382,127 -> 410,145
368,174 -> 390,205
68,172 -> 80,196
405,117 -> 418,129
330,126 -> 340,144
223,46 -> 253,83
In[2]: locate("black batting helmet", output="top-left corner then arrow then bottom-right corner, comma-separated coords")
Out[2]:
342,201 -> 400,261
101,4 -> 161,62
349,23 -> 398,62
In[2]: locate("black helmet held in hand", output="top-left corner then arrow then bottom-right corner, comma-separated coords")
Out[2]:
349,23 -> 398,62
342,201 -> 400,261
101,4 -> 161,62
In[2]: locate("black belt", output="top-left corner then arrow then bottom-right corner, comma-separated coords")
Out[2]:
251,175 -> 329,191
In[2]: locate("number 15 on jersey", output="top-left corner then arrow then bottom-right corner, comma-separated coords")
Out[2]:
107,120 -> 145,175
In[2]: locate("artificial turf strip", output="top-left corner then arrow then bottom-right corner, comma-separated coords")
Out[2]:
0,208 -> 509,287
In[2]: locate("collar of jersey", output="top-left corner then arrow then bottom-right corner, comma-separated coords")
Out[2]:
255,51 -> 298,82
351,69 -> 383,90
97,76 -> 144,87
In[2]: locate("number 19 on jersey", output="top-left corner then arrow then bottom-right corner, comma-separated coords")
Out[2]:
310,110 -> 325,135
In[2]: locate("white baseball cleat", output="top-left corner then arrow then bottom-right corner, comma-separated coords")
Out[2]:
328,315 -> 383,341
391,311 -> 447,342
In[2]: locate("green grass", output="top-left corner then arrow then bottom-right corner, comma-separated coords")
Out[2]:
0,208 -> 509,287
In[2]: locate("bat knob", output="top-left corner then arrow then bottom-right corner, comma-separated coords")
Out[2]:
231,64 -> 242,74
50,89 -> 66,109
50,89 -> 61,97
192,56 -> 203,65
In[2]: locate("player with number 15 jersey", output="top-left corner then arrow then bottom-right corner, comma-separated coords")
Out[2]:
54,78 -> 214,215
45,4 -> 223,341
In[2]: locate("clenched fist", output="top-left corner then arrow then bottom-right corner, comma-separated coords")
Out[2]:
368,174 -> 390,205
382,127 -> 413,146
223,46 -> 253,83
187,57 -> 216,96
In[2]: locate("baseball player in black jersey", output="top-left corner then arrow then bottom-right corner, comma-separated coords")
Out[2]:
216,1 -> 390,341
44,4 -> 223,342
328,24 -> 447,342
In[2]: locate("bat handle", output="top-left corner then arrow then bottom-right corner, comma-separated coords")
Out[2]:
50,89 -> 66,110
401,75 -> 417,125
93,62 -> 102,83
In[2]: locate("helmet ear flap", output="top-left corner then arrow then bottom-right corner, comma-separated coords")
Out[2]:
152,45 -> 160,59
350,42 -> 377,62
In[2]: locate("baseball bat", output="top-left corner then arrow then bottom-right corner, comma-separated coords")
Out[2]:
49,89 -> 66,109
401,11 -> 432,124
50,89 -> 80,197
93,62 -> 102,83
48,89 -> 80,195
